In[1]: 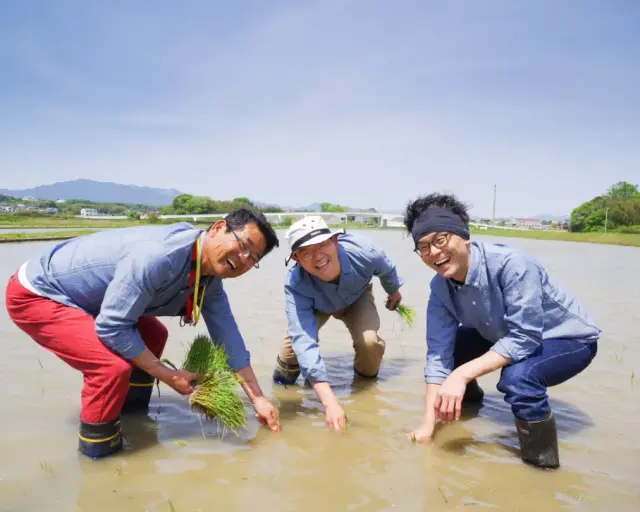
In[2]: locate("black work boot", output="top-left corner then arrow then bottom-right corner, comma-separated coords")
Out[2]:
515,412 -> 560,469
122,368 -> 155,413
78,418 -> 124,459
272,356 -> 300,386
463,379 -> 485,404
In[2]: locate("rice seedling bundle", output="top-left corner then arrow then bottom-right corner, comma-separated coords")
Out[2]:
181,334 -> 246,434
395,304 -> 416,327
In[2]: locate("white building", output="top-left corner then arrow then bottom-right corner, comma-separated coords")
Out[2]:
510,218 -> 544,230
80,208 -> 98,217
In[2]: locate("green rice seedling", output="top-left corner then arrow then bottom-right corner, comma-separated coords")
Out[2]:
395,304 -> 417,327
181,334 -> 247,434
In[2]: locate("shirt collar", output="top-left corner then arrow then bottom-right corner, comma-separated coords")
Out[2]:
462,241 -> 482,288
337,242 -> 353,276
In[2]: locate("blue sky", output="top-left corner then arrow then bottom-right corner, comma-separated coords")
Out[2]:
1,1 -> 638,217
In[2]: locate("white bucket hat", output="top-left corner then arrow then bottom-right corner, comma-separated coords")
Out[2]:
284,215 -> 345,265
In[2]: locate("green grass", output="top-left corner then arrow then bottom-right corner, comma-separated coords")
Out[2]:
470,227 -> 640,248
0,229 -> 101,242
3,215 -> 639,247
181,334 -> 246,434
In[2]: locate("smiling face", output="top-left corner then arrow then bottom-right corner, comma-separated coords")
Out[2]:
293,235 -> 341,282
416,231 -> 471,282
201,220 -> 266,278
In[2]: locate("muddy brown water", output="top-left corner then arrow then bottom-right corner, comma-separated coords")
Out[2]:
0,230 -> 638,512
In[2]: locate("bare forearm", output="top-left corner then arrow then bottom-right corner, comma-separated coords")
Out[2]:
236,365 -> 266,403
131,348 -> 172,381
455,350 -> 510,382
313,381 -> 339,407
422,383 -> 440,428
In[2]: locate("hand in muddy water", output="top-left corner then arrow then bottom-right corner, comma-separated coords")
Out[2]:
325,402 -> 348,432
434,372 -> 466,423
407,425 -> 434,444
253,397 -> 281,432
167,370 -> 200,395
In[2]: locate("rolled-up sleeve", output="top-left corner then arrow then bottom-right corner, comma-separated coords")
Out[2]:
370,246 -> 404,295
491,255 -> 543,362
425,291 -> 458,384
95,244 -> 170,359
202,278 -> 251,371
284,284 -> 328,383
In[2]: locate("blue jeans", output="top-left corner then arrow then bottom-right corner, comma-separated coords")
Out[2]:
453,327 -> 598,421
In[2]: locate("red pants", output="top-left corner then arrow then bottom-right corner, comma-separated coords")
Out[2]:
5,272 -> 168,424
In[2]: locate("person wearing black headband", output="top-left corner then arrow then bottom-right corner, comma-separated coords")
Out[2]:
272,215 -> 404,433
403,193 -> 601,469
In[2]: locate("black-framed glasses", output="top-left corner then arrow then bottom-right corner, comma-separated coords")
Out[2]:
414,232 -> 451,257
230,229 -> 261,268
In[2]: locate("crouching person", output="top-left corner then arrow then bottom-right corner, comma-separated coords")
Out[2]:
5,208 -> 282,459
403,194 -> 601,469
273,216 -> 404,431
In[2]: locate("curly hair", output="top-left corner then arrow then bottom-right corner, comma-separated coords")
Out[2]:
403,193 -> 470,234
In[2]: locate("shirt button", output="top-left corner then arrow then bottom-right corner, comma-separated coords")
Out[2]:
472,301 -> 476,305
485,322 -> 490,326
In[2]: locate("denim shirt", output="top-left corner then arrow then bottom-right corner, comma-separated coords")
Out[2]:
425,241 -> 601,384
284,232 -> 404,383
22,222 -> 251,370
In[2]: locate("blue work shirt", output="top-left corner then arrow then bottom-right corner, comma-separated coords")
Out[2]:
21,222 -> 251,370
285,232 -> 404,383
425,241 -> 601,384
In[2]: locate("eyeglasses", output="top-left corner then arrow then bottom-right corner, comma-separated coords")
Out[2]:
414,232 -> 451,256
230,229 -> 261,268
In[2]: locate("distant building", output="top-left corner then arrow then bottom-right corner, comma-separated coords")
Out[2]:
510,218 -> 543,230
80,208 -> 98,217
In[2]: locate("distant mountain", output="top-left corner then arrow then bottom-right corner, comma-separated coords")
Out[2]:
295,202 -> 322,212
0,179 -> 184,206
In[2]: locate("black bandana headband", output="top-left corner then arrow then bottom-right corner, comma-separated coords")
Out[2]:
411,207 -> 470,245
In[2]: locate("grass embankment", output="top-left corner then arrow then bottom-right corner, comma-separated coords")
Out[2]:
0,216 -> 140,229
0,230 -> 101,243
1,216 -> 639,247
471,227 -> 640,248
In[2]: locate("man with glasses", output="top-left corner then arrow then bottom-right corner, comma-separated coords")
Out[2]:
6,208 -> 282,459
272,216 -> 404,432
403,193 -> 601,469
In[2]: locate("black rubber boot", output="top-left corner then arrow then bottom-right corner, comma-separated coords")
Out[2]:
79,418 -> 124,459
463,379 -> 485,403
353,366 -> 378,379
122,368 -> 155,413
272,356 -> 300,386
515,412 -> 560,469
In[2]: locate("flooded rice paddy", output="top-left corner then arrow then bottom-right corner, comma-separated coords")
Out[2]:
0,230 -> 638,511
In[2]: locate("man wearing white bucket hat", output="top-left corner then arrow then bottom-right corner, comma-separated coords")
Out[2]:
273,215 -> 404,431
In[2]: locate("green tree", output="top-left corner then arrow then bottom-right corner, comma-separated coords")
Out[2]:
233,197 -> 253,206
320,202 -> 348,212
608,181 -> 638,199
570,182 -> 640,232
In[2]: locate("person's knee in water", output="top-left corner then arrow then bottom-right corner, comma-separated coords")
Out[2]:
403,192 -> 601,469
273,215 -> 404,433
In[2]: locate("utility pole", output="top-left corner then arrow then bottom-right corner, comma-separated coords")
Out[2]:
492,184 -> 496,225
604,207 -> 609,233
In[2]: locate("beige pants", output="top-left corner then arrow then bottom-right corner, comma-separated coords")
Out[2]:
278,284 -> 386,378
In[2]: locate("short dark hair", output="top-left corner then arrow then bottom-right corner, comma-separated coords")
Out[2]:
224,208 -> 280,256
403,193 -> 470,234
